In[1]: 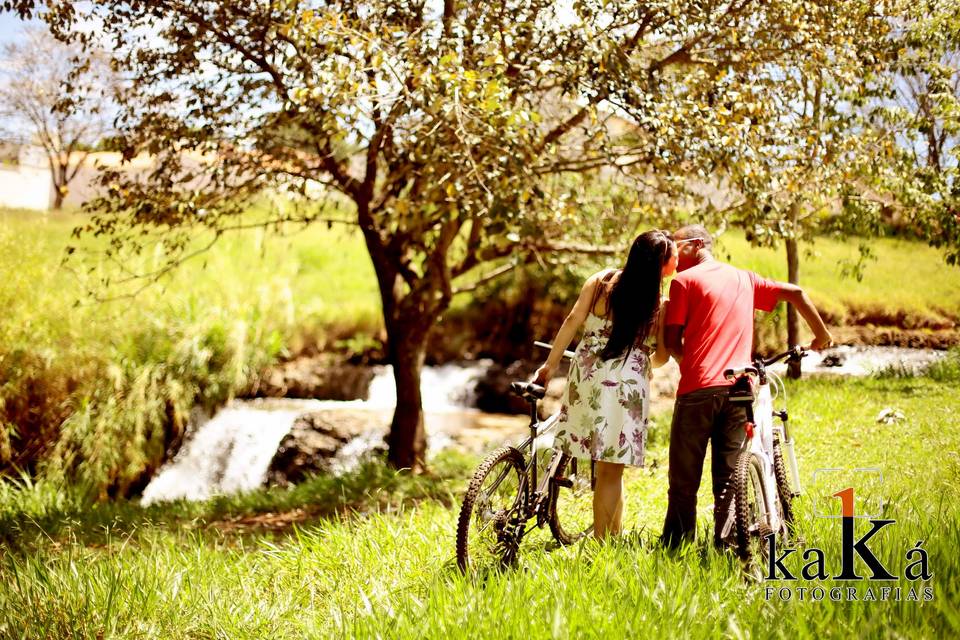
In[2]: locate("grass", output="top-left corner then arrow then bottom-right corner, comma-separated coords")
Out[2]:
1,373 -> 957,639
0,206 -> 380,495
3,205 -> 960,495
714,231 -> 960,327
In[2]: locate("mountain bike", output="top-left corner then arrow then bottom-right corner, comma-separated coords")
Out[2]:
456,347 -> 594,572
725,346 -> 805,565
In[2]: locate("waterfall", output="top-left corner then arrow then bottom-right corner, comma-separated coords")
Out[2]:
141,361 -> 491,505
141,399 -> 325,506
366,360 -> 491,411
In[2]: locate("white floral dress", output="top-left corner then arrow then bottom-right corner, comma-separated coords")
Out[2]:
554,312 -> 652,467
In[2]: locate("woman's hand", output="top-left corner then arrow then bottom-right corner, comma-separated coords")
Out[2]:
532,364 -> 552,387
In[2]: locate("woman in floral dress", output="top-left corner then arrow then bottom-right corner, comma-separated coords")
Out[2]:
533,230 -> 677,539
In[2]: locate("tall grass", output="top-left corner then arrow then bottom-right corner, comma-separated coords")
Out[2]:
0,376 -> 956,638
3,206 -> 959,498
0,207 -> 379,496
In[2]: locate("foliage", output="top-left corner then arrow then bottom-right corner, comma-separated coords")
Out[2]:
0,26 -> 117,208
5,0 -> 907,467
0,375 -> 956,638
867,0 -> 960,265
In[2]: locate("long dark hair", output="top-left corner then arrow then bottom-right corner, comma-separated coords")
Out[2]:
599,230 -> 674,361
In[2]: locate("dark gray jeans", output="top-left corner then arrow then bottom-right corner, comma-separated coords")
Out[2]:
661,385 -> 747,549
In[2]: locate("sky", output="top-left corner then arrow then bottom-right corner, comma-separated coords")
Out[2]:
0,11 -> 37,49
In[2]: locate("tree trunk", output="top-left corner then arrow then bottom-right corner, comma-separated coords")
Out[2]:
51,173 -> 64,210
786,235 -> 802,379
51,161 -> 67,210
384,319 -> 429,471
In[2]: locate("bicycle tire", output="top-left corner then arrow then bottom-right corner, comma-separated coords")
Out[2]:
733,450 -> 773,562
772,438 -> 795,534
456,446 -> 526,572
547,454 -> 594,544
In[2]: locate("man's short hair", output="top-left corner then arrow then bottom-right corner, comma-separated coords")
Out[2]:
675,224 -> 714,249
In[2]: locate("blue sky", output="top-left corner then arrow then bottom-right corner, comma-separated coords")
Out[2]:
0,12 -> 36,48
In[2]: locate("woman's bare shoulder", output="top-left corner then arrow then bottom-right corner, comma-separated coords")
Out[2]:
587,268 -> 619,283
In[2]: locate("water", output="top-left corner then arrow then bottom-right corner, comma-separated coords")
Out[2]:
366,360 -> 491,411
141,362 -> 493,505
141,399 -> 325,505
141,347 -> 944,504
767,345 -> 945,377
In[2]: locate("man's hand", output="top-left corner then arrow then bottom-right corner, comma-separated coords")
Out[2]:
532,364 -> 552,386
808,330 -> 834,351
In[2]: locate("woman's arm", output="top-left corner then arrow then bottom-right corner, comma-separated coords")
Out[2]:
532,273 -> 604,385
650,298 -> 670,369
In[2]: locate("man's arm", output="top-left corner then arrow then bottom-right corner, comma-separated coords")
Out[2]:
663,278 -> 687,364
664,325 -> 684,364
775,283 -> 834,350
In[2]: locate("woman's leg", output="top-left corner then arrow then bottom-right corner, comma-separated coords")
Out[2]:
593,461 -> 625,539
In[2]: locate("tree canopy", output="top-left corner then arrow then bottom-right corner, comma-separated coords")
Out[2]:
5,0 -> 946,466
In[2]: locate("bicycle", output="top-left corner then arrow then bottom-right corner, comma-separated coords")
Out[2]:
455,345 -> 594,572
724,346 -> 806,565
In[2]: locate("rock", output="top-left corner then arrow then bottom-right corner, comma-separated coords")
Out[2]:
875,407 -> 905,425
822,353 -> 845,367
266,409 -> 388,485
250,356 -> 375,400
473,360 -> 540,414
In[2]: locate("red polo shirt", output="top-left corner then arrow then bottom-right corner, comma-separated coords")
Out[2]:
666,261 -> 780,396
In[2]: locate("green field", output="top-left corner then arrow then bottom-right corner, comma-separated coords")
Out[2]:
3,206 -> 960,495
2,207 -> 959,637
0,207 -> 380,493
1,369 -> 957,638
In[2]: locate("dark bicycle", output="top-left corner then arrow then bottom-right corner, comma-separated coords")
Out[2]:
455,367 -> 594,572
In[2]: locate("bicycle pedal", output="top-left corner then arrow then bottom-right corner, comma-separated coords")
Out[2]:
554,477 -> 574,488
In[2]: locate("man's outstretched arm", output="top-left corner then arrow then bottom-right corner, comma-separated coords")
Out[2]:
776,283 -> 834,350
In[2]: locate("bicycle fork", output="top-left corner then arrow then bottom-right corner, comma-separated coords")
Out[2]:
773,409 -> 803,496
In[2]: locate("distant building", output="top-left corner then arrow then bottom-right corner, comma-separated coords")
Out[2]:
0,144 -> 205,211
0,145 -> 55,210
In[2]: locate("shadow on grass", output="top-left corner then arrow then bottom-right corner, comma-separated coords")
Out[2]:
0,450 -> 477,551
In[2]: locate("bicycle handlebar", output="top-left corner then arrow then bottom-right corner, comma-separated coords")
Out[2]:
723,346 -> 807,381
534,341 -> 575,360
510,381 -> 546,400
762,345 -> 807,367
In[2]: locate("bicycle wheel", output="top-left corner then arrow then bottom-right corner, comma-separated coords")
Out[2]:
772,438 -> 795,535
456,446 -> 526,572
733,451 -> 773,563
548,453 -> 594,544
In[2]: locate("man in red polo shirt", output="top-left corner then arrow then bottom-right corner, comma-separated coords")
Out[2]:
661,224 -> 833,549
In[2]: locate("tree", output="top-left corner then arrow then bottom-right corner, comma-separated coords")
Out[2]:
6,0 -> 899,469
870,0 -> 960,265
690,5 -> 897,376
0,26 -> 116,209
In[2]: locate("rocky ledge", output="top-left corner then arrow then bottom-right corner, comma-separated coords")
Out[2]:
266,409 -> 388,485
248,356 -> 375,400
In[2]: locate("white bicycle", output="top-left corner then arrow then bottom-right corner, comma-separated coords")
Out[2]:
724,346 -> 806,563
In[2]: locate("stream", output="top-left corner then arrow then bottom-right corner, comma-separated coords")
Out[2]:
140,346 -> 947,505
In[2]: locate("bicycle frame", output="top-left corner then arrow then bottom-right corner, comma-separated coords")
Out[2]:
515,398 -> 575,524
743,380 -> 785,533
727,347 -> 805,536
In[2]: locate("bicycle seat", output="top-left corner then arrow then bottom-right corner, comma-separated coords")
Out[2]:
727,375 -> 755,403
510,381 -> 546,401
